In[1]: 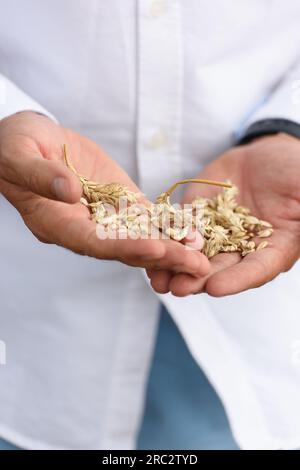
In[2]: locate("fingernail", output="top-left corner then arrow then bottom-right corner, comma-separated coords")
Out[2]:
52,177 -> 69,201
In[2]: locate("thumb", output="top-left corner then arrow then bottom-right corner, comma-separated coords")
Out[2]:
0,146 -> 82,203
183,227 -> 204,251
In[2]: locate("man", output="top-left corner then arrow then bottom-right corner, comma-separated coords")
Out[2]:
0,0 -> 300,450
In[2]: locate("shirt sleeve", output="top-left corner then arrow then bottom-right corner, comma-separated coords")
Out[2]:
238,59 -> 300,138
0,74 -> 57,122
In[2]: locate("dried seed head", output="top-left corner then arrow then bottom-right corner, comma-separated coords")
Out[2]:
63,145 -> 273,253
81,181 -> 140,206
156,192 -> 170,205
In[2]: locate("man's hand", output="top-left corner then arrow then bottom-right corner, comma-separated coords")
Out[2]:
147,133 -> 300,296
0,111 -> 210,275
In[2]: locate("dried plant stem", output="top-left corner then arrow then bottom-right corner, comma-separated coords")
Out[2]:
63,144 -> 87,186
63,144 -> 77,175
165,178 -> 232,195
156,179 -> 232,205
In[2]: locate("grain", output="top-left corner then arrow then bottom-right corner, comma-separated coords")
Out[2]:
63,145 -> 273,258
257,241 -> 269,251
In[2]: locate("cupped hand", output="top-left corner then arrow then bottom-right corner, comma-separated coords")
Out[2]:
147,133 -> 300,296
0,111 -> 210,275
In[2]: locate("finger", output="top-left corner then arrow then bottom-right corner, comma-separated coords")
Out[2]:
145,268 -> 155,279
169,252 -> 241,297
63,218 -> 207,273
204,230 -> 297,297
205,254 -> 273,297
146,229 -> 205,294
0,142 -> 82,203
148,270 -> 172,294
129,239 -> 210,274
32,202 -> 168,262
182,227 -> 204,251
125,239 -> 210,276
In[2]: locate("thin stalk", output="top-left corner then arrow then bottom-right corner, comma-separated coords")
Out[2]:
63,144 -> 78,176
164,179 -> 232,198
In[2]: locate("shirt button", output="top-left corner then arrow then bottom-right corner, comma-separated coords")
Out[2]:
149,0 -> 167,18
146,130 -> 168,149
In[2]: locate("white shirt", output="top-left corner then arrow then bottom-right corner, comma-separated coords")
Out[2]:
1,0 -> 300,450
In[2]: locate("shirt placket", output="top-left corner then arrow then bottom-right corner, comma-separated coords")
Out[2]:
136,0 -> 183,201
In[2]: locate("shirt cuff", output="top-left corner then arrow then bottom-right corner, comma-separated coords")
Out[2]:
0,75 -> 57,123
238,118 -> 300,145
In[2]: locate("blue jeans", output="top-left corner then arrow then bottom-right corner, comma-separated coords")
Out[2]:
0,438 -> 19,450
138,305 -> 239,450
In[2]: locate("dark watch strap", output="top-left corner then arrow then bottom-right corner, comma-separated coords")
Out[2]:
238,118 -> 300,145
